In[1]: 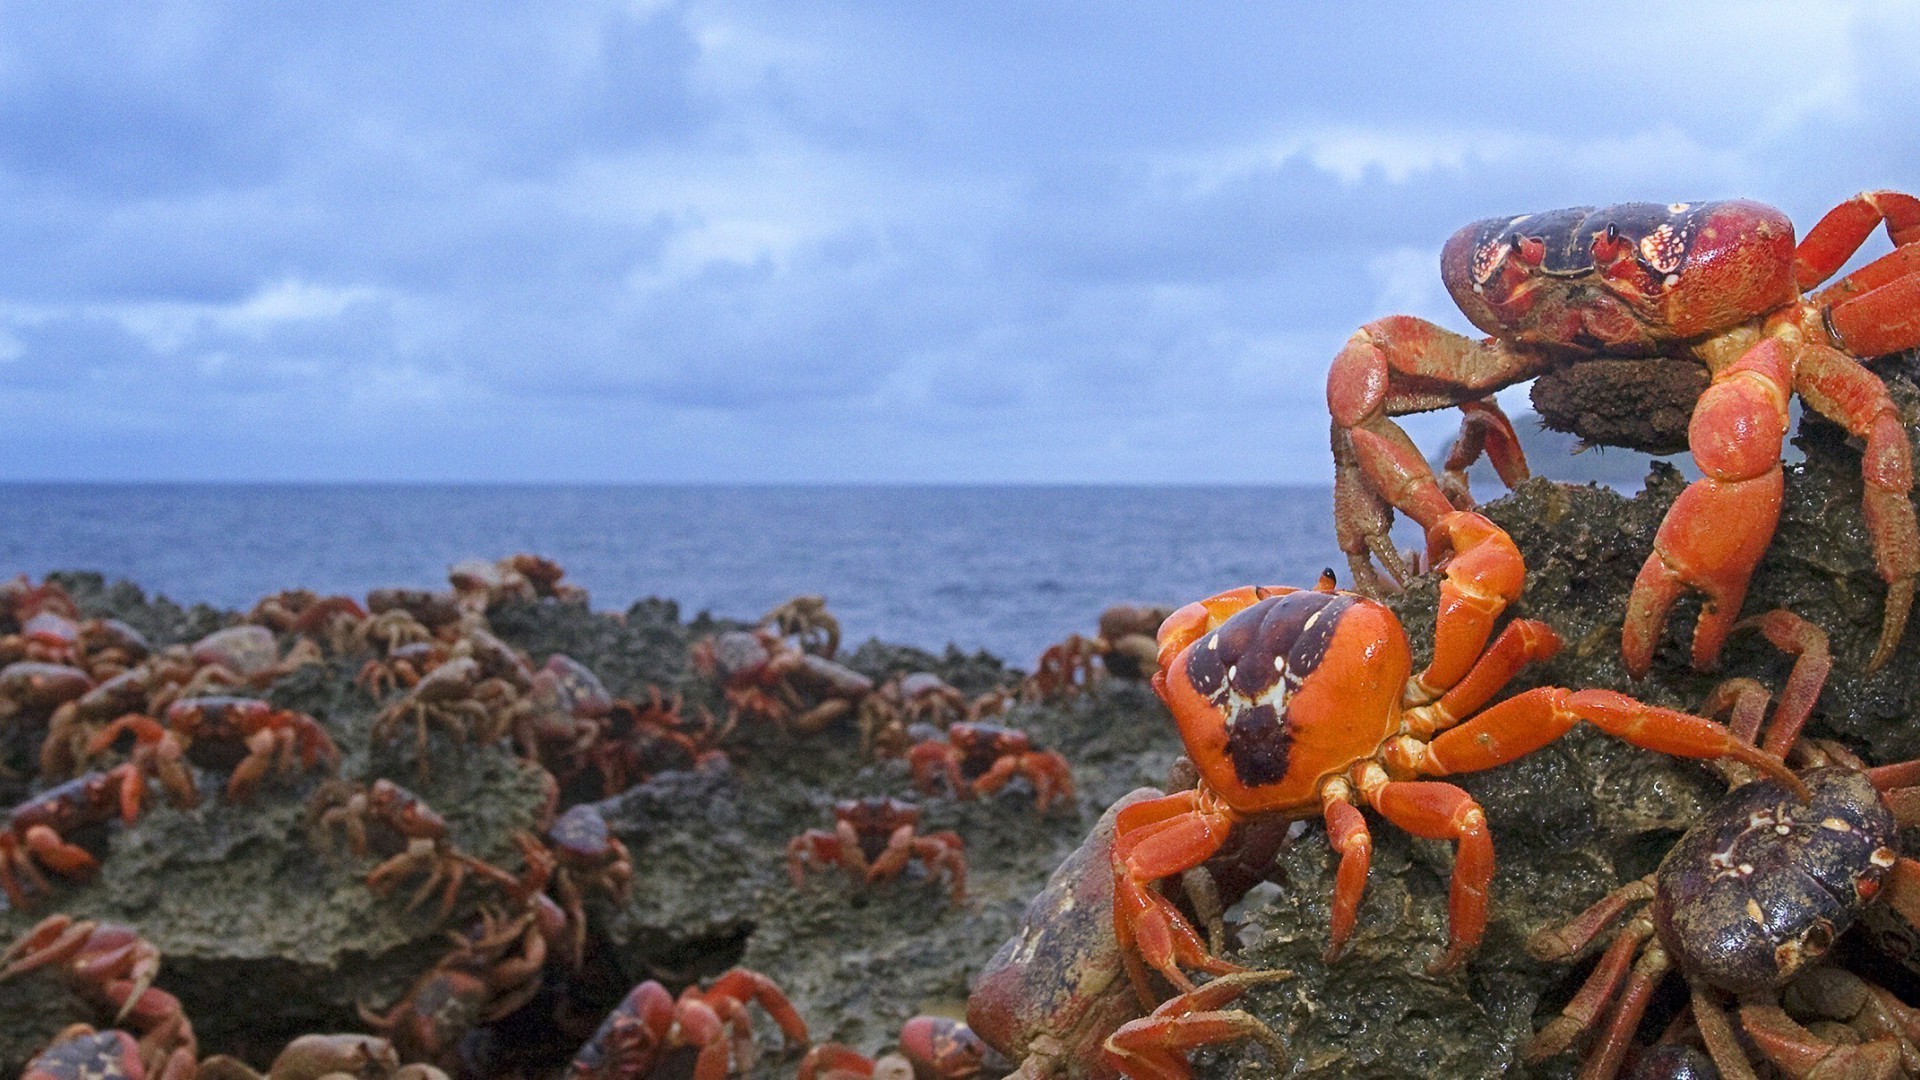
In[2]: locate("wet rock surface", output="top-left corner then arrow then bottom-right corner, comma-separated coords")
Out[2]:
1,357 -> 1916,1079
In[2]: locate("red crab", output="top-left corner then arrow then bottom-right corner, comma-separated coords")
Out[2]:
370,656 -> 520,779
41,668 -> 149,779
692,628 -> 873,735
796,1016 -> 998,1080
358,904 -> 561,1070
513,654 -> 616,777
586,688 -> 729,795
1109,510 -> 1804,1003
18,1023 -> 196,1080
858,672 -> 971,759
907,722 -> 1075,814
511,803 -> 633,969
0,766 -> 144,907
1094,604 -> 1174,681
196,1033 -> 452,1080
786,796 -> 967,906
90,696 -> 341,814
761,594 -> 841,658
0,660 -> 93,725
308,778 -> 519,919
1023,634 -> 1102,703
1328,192 -> 1920,673
564,968 -> 810,1080
182,625 -> 323,693
1,915 -> 197,1079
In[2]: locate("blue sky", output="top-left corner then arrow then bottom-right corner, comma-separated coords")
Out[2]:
2,1 -> 1916,483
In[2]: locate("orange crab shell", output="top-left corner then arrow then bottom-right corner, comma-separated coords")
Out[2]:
1154,586 -> 1410,813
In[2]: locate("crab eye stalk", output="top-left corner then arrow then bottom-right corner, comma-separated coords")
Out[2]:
1510,234 -> 1545,266
1590,222 -> 1634,265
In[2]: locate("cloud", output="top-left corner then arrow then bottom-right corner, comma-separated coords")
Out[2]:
0,1 -> 1916,481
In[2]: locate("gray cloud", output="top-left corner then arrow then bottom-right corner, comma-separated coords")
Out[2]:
2,0 -> 1916,481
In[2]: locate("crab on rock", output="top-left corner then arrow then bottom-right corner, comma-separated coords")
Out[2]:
1110,510 -> 1804,1001
907,722 -> 1076,815
564,968 -> 810,1080
786,796 -> 968,906
1328,192 -> 1920,673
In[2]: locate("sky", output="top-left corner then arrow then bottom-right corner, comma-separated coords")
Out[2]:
1,1 -> 1916,483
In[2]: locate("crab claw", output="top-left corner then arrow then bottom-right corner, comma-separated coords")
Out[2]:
1622,340 -> 1792,677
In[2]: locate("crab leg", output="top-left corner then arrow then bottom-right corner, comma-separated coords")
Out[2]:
1735,609 -> 1832,757
1359,773 -> 1492,975
1405,618 -> 1560,736
1622,338 -> 1792,676
1110,789 -> 1243,998
1578,941 -> 1671,1080
1792,191 -> 1920,290
1393,686 -> 1807,798
1524,914 -> 1654,1064
1410,512 -> 1527,700
1319,781 -> 1371,963
1102,969 -> 1294,1080
1739,1001 -> 1904,1080
701,967 -> 811,1050
1792,341 -> 1917,670
1438,398 -> 1531,509
1328,315 -> 1550,592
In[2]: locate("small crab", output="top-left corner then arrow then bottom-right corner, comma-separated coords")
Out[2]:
246,591 -> 368,656
761,594 -> 841,658
1110,512 -> 1803,1003
75,618 -> 152,681
366,587 -> 467,637
513,654 -> 615,778
907,722 -> 1076,815
181,625 -> 323,695
512,803 -> 634,969
503,553 -> 588,602
1,915 -> 197,1078
0,661 -> 93,726
18,1023 -> 195,1080
197,1033 -> 451,1080
358,905 -> 561,1070
0,766 -> 143,907
1526,613 -> 1920,1077
797,1017 -> 1000,1080
3,611 -> 83,667
563,967 -> 811,1079
357,639 -> 448,699
859,672 -> 970,759
787,796 -> 967,906
691,628 -> 871,735
370,657 -> 519,778
41,668 -> 148,779
90,696 -> 341,813
1023,634 -> 1103,703
308,778 -> 518,919
585,688 -> 728,796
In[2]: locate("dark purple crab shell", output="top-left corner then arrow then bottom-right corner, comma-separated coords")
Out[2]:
1653,766 -> 1896,996
548,803 -> 614,859
24,1029 -> 143,1080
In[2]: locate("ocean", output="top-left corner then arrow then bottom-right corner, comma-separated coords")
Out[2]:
0,483 -> 1352,667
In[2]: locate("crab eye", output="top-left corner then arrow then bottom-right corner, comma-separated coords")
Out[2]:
1510,235 -> 1546,267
